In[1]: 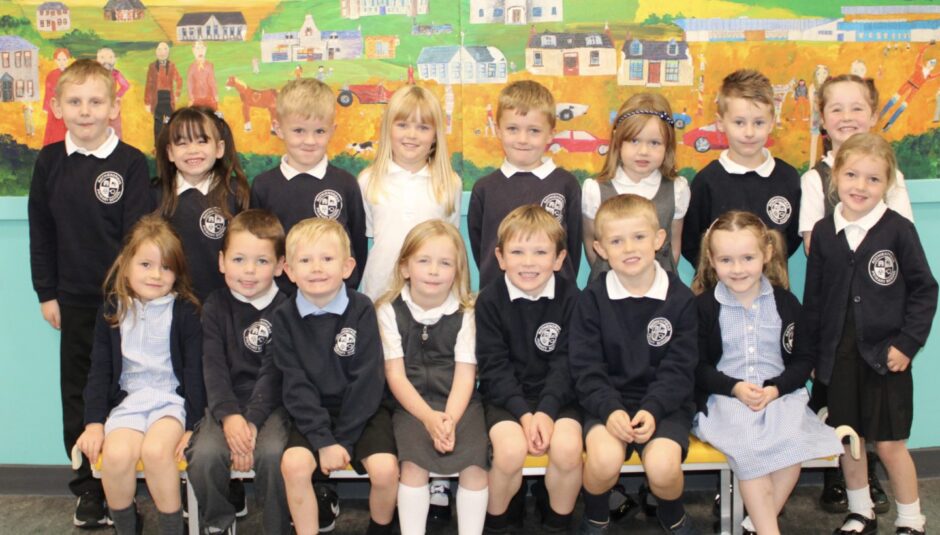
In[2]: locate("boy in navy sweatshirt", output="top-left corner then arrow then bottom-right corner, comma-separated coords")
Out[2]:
570,195 -> 699,535
186,210 -> 290,534
28,58 -> 151,527
275,218 -> 398,535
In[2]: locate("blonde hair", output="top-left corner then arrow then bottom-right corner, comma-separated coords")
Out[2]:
103,215 -> 198,325
598,92 -> 677,182
285,217 -> 351,264
364,85 -> 460,216
376,220 -> 473,311
276,78 -> 336,122
496,204 -> 566,254
594,194 -> 660,241
224,209 -> 286,259
830,132 -> 897,199
691,211 -> 789,295
717,69 -> 774,115
496,80 -> 556,129
56,59 -> 115,99
817,74 -> 879,117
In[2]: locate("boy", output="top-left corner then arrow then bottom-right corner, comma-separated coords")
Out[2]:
28,58 -> 151,528
475,205 -> 582,533
468,80 -> 582,289
251,78 -> 367,290
681,69 -> 801,267
186,210 -> 290,535
570,195 -> 699,535
274,218 -> 398,535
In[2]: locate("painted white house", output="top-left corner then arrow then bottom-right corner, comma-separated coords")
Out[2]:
675,18 -> 835,42
526,28 -> 616,77
260,14 -> 363,63
340,0 -> 428,19
618,37 -> 692,87
0,36 -> 39,103
36,2 -> 70,32
177,12 -> 247,42
416,45 -> 507,84
469,0 -> 562,24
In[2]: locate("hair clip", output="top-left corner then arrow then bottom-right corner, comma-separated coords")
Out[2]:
614,109 -> 675,130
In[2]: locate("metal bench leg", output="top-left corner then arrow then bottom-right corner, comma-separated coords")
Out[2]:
719,468 -> 732,535
186,475 -> 200,535
732,475 -> 743,535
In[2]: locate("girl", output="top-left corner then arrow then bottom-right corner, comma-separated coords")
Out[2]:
691,211 -> 843,535
359,85 -> 462,301
376,220 -> 488,535
76,215 -> 205,535
581,92 -> 689,281
42,47 -> 71,146
801,133 -> 937,535
154,106 -> 250,303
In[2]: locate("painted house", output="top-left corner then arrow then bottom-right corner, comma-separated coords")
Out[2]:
675,18 -> 834,42
525,27 -> 616,77
177,12 -> 247,42
103,0 -> 145,22
618,37 -> 692,87
0,36 -> 39,103
416,45 -> 507,84
469,0 -> 562,25
842,5 -> 940,19
36,2 -> 70,32
365,35 -> 400,59
836,20 -> 940,42
260,14 -> 362,63
340,0 -> 428,19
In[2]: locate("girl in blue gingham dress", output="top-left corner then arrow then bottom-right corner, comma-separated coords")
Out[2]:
690,211 -> 842,535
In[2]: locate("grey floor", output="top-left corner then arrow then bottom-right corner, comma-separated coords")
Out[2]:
2,478 -> 938,534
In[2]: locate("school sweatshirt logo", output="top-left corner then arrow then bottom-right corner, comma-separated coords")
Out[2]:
869,250 -> 898,286
199,207 -> 227,239
243,319 -> 273,353
534,322 -> 561,352
766,196 -> 792,224
647,317 -> 672,347
334,327 -> 357,357
782,322 -> 795,354
94,171 -> 124,204
314,189 -> 343,220
540,193 -> 566,222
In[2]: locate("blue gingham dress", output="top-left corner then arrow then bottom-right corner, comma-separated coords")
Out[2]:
104,294 -> 187,435
693,279 -> 843,480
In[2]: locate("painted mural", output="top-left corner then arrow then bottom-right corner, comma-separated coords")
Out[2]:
3,0 -> 940,195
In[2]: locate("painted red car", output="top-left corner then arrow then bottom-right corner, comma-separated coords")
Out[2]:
337,84 -> 395,106
683,122 -> 775,153
548,130 -> 609,155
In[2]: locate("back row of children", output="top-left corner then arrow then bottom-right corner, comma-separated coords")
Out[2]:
29,57 -> 936,535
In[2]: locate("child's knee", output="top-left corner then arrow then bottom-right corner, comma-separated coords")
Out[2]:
102,442 -> 139,473
874,440 -> 909,462
642,449 -> 682,490
281,448 -> 315,482
140,439 -> 174,467
491,438 -> 527,474
460,465 -> 488,489
367,455 -> 400,489
549,432 -> 583,472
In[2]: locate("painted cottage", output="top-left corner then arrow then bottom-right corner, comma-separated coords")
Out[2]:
469,0 -> 562,24
0,36 -> 39,103
103,0 -> 145,22
261,14 -> 362,63
417,45 -> 507,84
340,0 -> 428,19
526,27 -> 616,77
618,37 -> 692,87
36,2 -> 70,32
177,12 -> 247,42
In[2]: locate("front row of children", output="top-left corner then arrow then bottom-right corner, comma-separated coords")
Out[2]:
75,131 -> 936,535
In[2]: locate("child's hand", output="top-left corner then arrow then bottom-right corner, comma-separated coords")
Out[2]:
222,414 -> 255,456
230,450 -> 254,472
433,435 -> 454,454
887,346 -> 912,372
77,424 -> 105,465
318,444 -> 351,475
631,410 -> 656,444
732,382 -> 764,408
750,386 -> 780,412
606,410 -> 635,443
422,411 -> 452,443
40,299 -> 60,330
527,412 -> 555,456
175,431 -> 192,463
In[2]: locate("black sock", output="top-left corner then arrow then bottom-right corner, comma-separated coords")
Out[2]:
655,495 -> 685,529
366,518 -> 394,535
542,505 -> 572,530
110,503 -> 137,535
157,508 -> 183,535
583,489 -> 610,524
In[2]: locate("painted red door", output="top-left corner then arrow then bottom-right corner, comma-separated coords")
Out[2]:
648,62 -> 661,84
564,53 -> 578,76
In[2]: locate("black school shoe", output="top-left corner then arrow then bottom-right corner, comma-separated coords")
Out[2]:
315,483 -> 340,532
832,513 -> 877,535
428,480 -> 452,523
229,479 -> 248,518
820,467 -> 849,513
896,528 -> 926,535
868,455 -> 890,515
610,484 -> 641,522
73,491 -> 110,528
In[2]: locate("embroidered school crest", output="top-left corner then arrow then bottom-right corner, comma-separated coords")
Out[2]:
94,171 -> 124,204
534,322 -> 561,352
199,207 -> 226,239
243,319 -> 273,353
314,189 -> 343,220
766,196 -> 792,224
540,193 -> 566,222
334,327 -> 357,357
647,317 -> 672,347
869,250 -> 898,286
782,322 -> 795,354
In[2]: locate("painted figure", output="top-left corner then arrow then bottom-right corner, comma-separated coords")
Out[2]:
809,64 -> 830,164
96,47 -> 130,138
880,44 -> 940,131
42,48 -> 71,146
144,42 -> 182,145
188,40 -> 218,110
792,79 -> 809,122
23,103 -> 34,137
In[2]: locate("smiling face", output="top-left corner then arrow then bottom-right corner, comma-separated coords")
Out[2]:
594,215 -> 665,289
166,123 -> 224,185
285,234 -> 354,308
400,234 -> 458,309
821,81 -> 877,151
96,48 -> 115,70
709,228 -> 768,306
717,97 -> 774,168
496,230 -> 566,297
220,230 -> 283,300
390,112 -> 436,172
127,240 -> 176,302
619,118 -> 667,181
52,77 -> 119,151
496,109 -> 553,171
835,154 -> 890,221
275,113 -> 335,170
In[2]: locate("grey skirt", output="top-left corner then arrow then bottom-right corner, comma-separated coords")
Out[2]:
393,397 -> 489,474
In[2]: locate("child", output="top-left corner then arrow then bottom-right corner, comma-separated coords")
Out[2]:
186,209 -> 290,534
682,69 -> 802,268
570,194 -> 699,535
28,58 -> 151,527
376,220 -> 489,535
251,78 -> 368,290
583,92 -> 690,280
798,133 -> 937,535
475,205 -> 582,533
691,211 -> 843,535
76,215 -> 206,535
275,218 -> 398,535
467,80 -> 582,288
359,85 -> 462,301
155,106 -> 250,303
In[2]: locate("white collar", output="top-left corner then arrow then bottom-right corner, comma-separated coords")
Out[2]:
65,129 -> 119,158
500,158 -> 556,179
389,160 -> 431,177
176,172 -> 215,196
401,285 -> 460,324
505,273 -> 555,301
834,200 -> 888,235
605,262 -> 668,301
822,150 -> 835,167
613,166 -> 662,188
718,149 -> 776,177
231,282 -> 280,311
280,154 -> 328,180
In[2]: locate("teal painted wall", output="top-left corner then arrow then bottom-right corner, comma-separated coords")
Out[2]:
3,183 -> 940,465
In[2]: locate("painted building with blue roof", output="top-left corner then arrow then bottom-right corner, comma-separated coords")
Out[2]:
260,14 -> 362,63
417,45 -> 507,84
0,36 -> 39,103
676,17 -> 834,42
618,37 -> 692,87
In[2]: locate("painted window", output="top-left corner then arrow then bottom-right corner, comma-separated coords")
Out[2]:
630,40 -> 642,56
541,35 -> 556,47
14,52 -> 21,68
586,35 -> 601,46
665,60 -> 679,82
24,51 -> 31,68
27,79 -> 33,96
667,39 -> 678,56
533,7 -> 542,17
2,53 -> 8,68
590,51 -> 600,66
533,51 -> 543,67
630,60 -> 643,80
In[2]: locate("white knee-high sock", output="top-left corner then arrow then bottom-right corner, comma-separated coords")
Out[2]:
397,483 -> 430,535
895,499 -> 925,531
456,486 -> 489,535
842,486 -> 875,532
